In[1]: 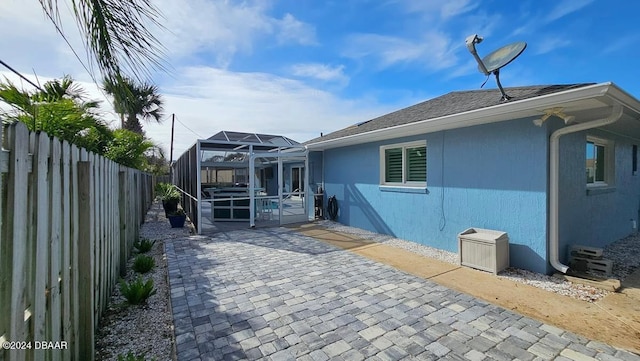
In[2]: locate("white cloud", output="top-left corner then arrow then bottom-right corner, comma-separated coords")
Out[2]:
515,0 -> 594,36
0,1 -> 395,159
143,67 -> 396,156
399,0 -> 478,19
546,0 -> 595,22
153,0 -> 272,68
276,13 -> 318,46
1,66 -> 397,158
342,32 -> 457,70
0,0 -> 317,76
0,0 -> 96,80
153,0 -> 316,68
290,63 -> 348,83
534,37 -> 571,55
602,33 -> 640,54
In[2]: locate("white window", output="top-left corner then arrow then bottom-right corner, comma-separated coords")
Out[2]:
380,141 -> 426,186
586,136 -> 613,186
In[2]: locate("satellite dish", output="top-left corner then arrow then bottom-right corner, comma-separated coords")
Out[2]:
465,34 -> 527,101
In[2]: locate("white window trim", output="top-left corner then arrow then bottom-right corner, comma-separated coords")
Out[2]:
586,135 -> 614,188
379,140 -> 427,187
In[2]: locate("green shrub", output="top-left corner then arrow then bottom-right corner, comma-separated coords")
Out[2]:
133,238 -> 156,253
133,255 -> 155,273
155,182 -> 171,197
120,277 -> 156,305
156,182 -> 180,202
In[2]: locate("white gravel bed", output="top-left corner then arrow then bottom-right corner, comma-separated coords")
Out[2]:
602,232 -> 640,281
317,220 -> 459,264
95,202 -> 191,361
318,220 -> 640,303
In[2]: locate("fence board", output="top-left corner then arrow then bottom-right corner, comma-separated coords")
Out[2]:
34,132 -> 51,361
69,145 -> 80,361
50,138 -> 62,361
77,160 -> 94,360
7,123 -> 30,361
118,171 -> 126,277
60,141 -> 71,361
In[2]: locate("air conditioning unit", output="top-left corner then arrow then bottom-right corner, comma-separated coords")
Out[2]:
458,228 -> 509,275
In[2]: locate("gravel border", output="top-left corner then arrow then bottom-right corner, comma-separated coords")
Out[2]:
95,203 -> 191,361
318,220 -> 640,302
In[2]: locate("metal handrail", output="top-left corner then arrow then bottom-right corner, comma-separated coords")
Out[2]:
174,185 -> 198,202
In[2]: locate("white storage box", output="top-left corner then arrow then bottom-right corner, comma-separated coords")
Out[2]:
458,228 -> 509,275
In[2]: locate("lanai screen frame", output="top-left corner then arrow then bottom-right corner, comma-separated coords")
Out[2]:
173,131 -> 309,234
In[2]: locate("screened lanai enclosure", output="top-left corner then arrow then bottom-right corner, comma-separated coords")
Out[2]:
173,131 -> 316,234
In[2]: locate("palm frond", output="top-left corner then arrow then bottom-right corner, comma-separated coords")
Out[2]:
38,0 -> 166,83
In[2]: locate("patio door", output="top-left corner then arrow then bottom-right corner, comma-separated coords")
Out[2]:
279,160 -> 308,225
292,166 -> 304,195
250,152 -> 309,228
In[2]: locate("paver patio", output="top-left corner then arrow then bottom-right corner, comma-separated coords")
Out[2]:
166,228 -> 640,361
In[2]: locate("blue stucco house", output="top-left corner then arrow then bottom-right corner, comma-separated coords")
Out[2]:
305,83 -> 640,274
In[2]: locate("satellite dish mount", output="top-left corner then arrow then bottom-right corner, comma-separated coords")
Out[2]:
465,34 -> 527,101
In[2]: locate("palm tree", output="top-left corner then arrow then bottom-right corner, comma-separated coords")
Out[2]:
0,76 -> 159,169
37,0 -> 165,88
103,77 -> 164,133
0,76 -> 111,153
39,75 -> 86,102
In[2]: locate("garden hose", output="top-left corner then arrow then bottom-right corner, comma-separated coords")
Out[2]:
327,195 -> 338,221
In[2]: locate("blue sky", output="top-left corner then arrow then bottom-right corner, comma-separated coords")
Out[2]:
1,0 -> 639,156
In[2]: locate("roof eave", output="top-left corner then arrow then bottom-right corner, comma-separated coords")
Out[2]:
307,82 -> 640,151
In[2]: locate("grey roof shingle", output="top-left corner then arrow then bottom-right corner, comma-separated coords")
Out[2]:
305,84 -> 594,145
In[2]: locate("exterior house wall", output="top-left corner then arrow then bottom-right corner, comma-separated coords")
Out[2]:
557,126 -> 640,264
323,118 -> 551,273
309,151 -> 323,193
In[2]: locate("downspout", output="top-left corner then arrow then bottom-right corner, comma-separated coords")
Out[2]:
549,103 -> 623,273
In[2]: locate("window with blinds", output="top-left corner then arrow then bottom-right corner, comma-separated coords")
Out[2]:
385,148 -> 403,182
380,141 -> 427,186
406,146 -> 426,182
586,136 -> 613,186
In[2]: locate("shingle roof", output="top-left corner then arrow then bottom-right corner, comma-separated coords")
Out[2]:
305,84 -> 594,145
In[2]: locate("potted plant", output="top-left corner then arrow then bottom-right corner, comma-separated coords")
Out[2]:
157,183 -> 180,216
167,209 -> 187,228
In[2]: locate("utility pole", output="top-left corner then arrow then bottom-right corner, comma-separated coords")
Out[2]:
169,113 -> 175,180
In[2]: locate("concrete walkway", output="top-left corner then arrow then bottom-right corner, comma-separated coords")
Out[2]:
166,228 -> 640,361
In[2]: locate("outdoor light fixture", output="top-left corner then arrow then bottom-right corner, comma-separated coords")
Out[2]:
533,107 -> 575,126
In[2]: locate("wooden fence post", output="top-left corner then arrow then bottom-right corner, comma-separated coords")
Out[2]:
4,123 -> 31,361
69,145 -> 80,361
77,161 -> 94,361
118,171 -> 127,277
60,141 -> 72,361
49,138 -> 62,361
32,131 -> 51,361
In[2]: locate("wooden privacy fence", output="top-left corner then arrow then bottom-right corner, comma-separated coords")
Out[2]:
0,122 -> 154,361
